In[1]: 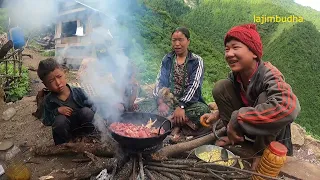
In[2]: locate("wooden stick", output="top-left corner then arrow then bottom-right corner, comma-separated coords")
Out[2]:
145,169 -> 156,180
132,157 -> 136,180
206,168 -> 224,180
150,170 -> 171,180
157,159 -> 199,165
196,164 -> 281,180
146,165 -> 214,178
113,158 -> 133,180
71,158 -> 91,163
181,173 -> 194,180
139,153 -> 145,180
110,163 -> 118,180
145,162 -> 190,169
147,161 -> 238,174
151,127 -> 226,160
222,174 -> 252,179
158,172 -> 180,180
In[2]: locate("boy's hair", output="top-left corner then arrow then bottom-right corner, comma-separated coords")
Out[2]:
37,58 -> 62,81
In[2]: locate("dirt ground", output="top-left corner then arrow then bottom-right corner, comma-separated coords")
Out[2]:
0,49 -> 319,180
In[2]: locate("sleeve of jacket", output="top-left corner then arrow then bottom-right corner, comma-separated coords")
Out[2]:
42,96 -> 59,126
153,55 -> 169,97
229,63 -> 301,136
179,55 -> 204,107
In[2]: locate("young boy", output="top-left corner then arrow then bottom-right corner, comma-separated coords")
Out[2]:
37,58 -> 95,145
202,24 -> 301,169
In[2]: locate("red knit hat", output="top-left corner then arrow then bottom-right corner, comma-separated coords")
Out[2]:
224,24 -> 263,60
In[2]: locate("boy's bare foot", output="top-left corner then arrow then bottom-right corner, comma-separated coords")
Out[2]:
215,136 -> 232,146
251,157 -> 261,171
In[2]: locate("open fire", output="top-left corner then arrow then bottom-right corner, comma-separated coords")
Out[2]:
35,121 -> 287,180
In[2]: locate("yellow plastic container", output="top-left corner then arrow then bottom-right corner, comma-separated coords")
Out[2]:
5,162 -> 31,180
252,141 -> 287,180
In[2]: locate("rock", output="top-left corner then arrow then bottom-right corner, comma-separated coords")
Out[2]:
2,107 -> 16,121
6,102 -> 13,105
305,135 -> 320,159
20,96 -> 36,102
281,156 -> 320,180
291,123 -> 306,146
0,144 -> 21,161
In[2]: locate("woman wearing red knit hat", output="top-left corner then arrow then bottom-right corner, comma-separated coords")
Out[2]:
201,24 -> 301,169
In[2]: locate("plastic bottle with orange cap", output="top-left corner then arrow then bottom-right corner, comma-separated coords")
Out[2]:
252,141 -> 288,180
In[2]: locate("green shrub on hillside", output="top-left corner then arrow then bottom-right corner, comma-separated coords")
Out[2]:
271,0 -> 320,30
264,21 -> 320,135
0,63 -> 30,102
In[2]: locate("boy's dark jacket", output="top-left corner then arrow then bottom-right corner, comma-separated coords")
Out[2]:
42,84 -> 94,126
228,61 -> 301,136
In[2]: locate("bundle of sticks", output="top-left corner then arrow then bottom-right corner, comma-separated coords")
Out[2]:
141,158 -> 281,180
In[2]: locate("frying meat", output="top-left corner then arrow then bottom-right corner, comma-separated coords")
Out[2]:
109,122 -> 165,138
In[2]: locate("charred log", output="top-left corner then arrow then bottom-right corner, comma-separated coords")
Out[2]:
113,158 -> 133,180
33,142 -> 116,157
40,152 -> 116,180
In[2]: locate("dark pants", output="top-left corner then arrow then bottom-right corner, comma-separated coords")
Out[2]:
213,79 -> 293,155
52,107 -> 95,145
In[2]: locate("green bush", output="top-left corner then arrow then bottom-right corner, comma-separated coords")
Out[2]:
41,50 -> 55,57
0,63 -> 30,102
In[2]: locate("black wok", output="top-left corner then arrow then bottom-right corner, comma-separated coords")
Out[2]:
108,112 -> 172,151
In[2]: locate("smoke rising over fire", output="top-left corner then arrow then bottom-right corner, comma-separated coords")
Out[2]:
5,0 -> 143,133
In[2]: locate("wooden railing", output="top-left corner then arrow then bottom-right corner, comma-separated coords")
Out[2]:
0,48 -> 23,90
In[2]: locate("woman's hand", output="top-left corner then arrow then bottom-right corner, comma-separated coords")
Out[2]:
173,107 -> 186,126
200,111 -> 219,127
58,106 -> 73,117
158,102 -> 170,116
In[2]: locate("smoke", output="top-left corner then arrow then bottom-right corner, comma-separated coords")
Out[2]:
5,0 -> 143,134
71,0 -> 142,131
4,0 -> 57,30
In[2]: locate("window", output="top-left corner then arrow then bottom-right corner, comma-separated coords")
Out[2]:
62,21 -> 77,37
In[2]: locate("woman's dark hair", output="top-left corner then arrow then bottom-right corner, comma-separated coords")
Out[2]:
37,58 -> 62,81
172,27 -> 190,39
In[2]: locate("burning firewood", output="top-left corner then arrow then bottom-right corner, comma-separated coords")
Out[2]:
144,169 -> 156,180
138,153 -> 145,180
113,158 -> 133,180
